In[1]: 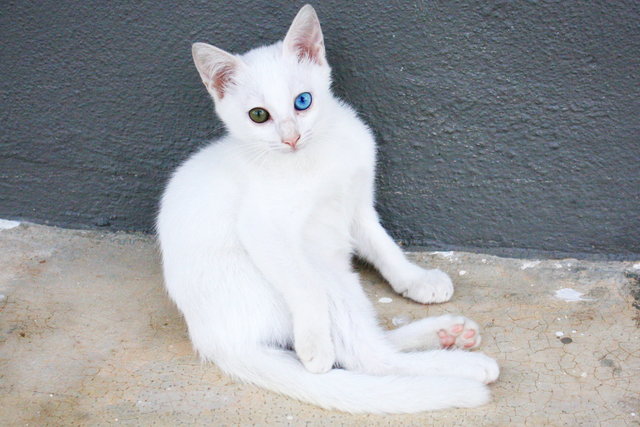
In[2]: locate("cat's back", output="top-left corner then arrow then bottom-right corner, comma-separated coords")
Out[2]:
158,137 -> 243,240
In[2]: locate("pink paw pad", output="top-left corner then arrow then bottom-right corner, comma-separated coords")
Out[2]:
437,330 -> 456,347
438,321 -> 480,350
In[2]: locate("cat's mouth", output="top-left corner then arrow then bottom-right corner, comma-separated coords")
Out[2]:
280,138 -> 306,153
272,130 -> 311,153
287,143 -> 302,153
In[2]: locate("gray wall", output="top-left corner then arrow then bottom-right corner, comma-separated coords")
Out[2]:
1,1 -> 639,258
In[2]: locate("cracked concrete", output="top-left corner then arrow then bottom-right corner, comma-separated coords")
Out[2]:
1,223 -> 639,426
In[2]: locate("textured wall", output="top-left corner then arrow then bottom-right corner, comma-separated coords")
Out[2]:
1,1 -> 639,258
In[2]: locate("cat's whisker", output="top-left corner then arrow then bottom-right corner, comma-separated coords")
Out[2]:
226,142 -> 267,160
255,152 -> 272,170
247,149 -> 270,166
230,142 -> 276,167
202,124 -> 226,140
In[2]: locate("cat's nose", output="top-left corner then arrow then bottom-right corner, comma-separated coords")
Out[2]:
282,133 -> 301,149
278,119 -> 300,149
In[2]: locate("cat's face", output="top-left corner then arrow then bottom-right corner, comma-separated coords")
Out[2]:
193,5 -> 331,154
214,43 -> 331,154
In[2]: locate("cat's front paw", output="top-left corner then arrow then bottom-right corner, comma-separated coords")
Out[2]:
295,330 -> 335,374
398,268 -> 454,304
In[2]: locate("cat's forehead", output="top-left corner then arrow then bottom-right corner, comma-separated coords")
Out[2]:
240,42 -> 285,66
238,43 -> 316,100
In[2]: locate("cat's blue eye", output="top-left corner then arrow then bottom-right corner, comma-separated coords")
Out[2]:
294,92 -> 312,111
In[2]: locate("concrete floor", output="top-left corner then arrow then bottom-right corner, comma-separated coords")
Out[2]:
1,222 -> 639,426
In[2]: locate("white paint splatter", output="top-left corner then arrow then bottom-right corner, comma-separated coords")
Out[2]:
520,260 -> 541,270
481,258 -> 487,263
392,315 -> 411,326
554,288 -> 593,302
459,270 -> 467,276
378,297 -> 393,304
633,263 -> 640,270
286,415 -> 294,420
580,372 -> 587,378
555,331 -> 564,337
553,263 -> 563,269
0,219 -> 20,230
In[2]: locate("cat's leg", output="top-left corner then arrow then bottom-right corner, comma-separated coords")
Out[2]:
344,318 -> 497,384
342,322 -> 496,383
386,314 -> 482,351
352,207 -> 453,304
328,272 -> 498,383
237,213 -> 335,374
386,349 -> 499,384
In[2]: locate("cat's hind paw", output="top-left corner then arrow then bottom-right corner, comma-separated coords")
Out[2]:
399,268 -> 454,304
436,351 -> 500,384
464,352 -> 500,384
437,315 -> 482,350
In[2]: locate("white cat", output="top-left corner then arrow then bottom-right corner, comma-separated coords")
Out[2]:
157,5 -> 499,413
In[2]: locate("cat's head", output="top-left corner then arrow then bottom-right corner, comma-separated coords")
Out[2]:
192,5 -> 331,153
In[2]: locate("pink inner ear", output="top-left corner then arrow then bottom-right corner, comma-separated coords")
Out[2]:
294,40 -> 323,64
213,64 -> 235,99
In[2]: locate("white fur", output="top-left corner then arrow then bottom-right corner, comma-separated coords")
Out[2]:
157,4 -> 498,413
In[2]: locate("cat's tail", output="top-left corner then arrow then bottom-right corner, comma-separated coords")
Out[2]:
214,347 -> 490,414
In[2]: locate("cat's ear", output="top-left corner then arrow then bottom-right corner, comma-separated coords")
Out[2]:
192,42 -> 243,100
283,4 -> 326,65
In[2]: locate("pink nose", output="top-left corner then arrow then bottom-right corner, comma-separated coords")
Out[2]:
282,134 -> 300,149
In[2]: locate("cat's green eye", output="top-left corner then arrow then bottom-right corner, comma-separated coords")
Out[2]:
249,107 -> 270,123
